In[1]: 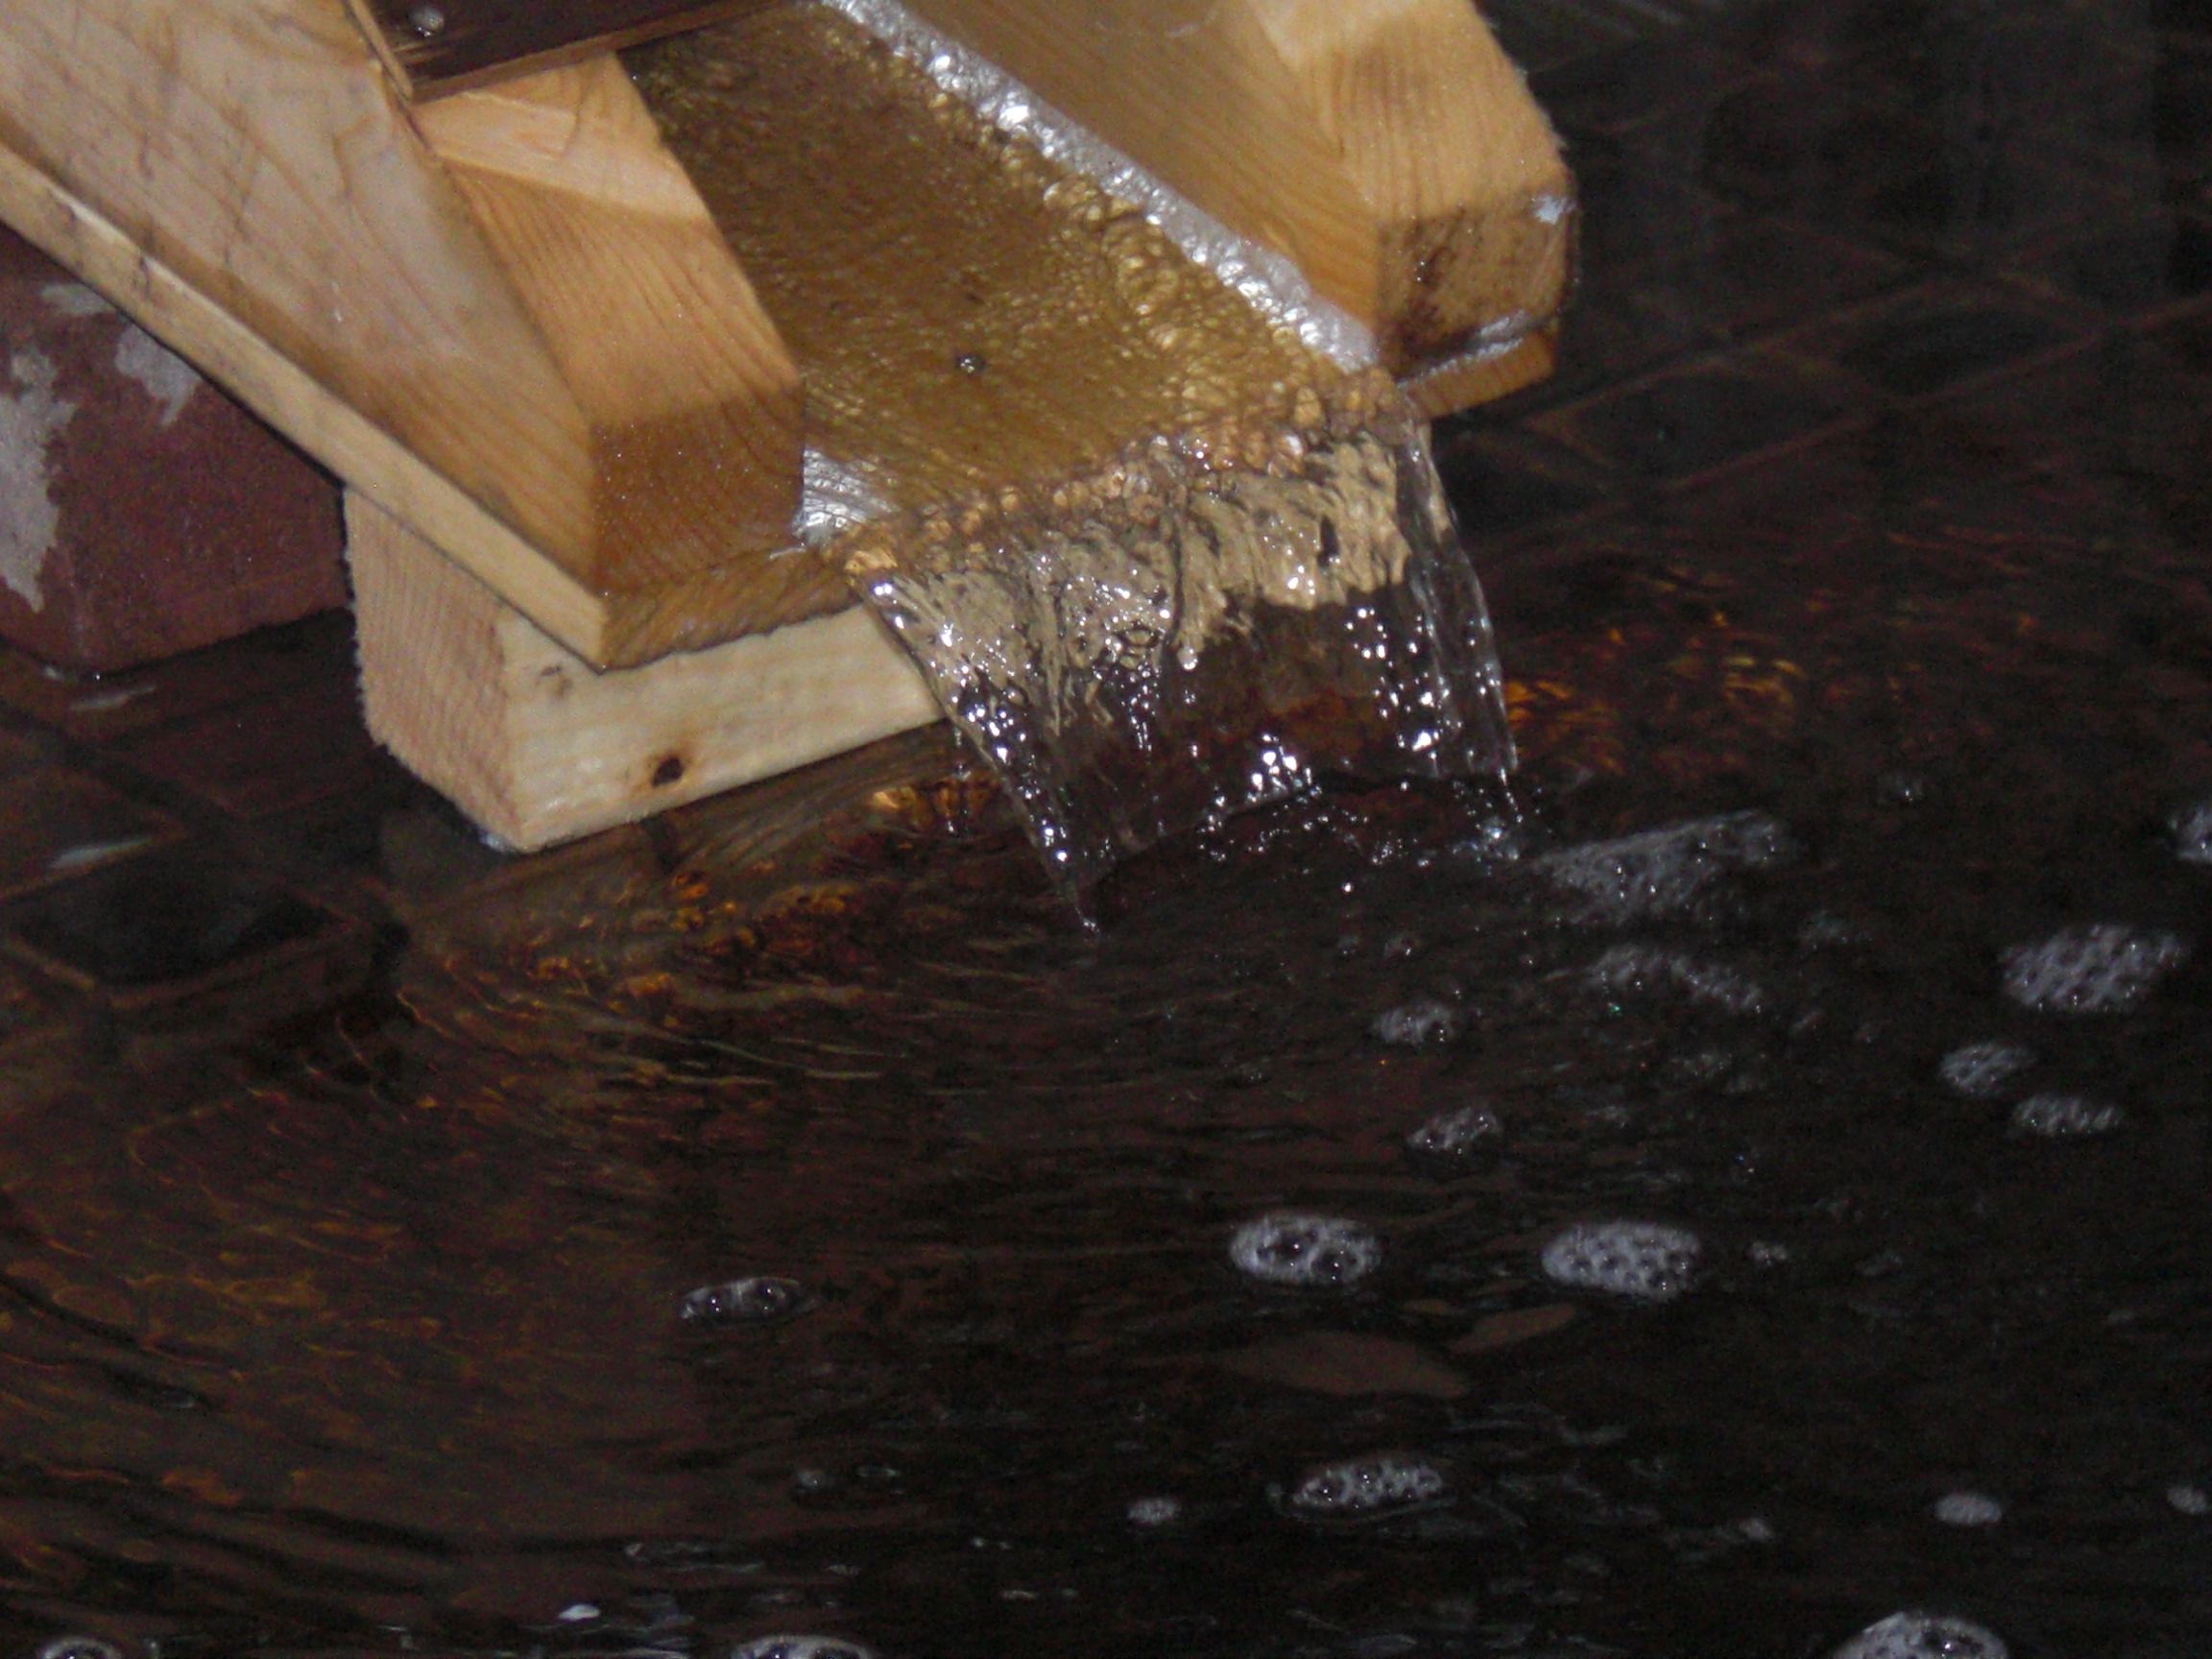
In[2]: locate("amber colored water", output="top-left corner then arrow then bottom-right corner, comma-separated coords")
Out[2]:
6,0 -> 2212,1655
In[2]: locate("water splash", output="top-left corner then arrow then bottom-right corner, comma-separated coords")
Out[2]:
847,374 -> 1514,910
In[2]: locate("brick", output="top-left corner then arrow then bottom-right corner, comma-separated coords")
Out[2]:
0,227 -> 347,673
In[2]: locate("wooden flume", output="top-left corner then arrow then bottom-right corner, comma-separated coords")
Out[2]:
0,0 -> 1575,850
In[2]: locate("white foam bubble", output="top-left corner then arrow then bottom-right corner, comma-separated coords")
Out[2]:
1285,1454 -> 1448,1521
1229,1213 -> 1382,1287
1588,944 -> 1767,1016
1938,1040 -> 2034,1098
35,1642 -> 124,1659
1405,1104 -> 1502,1160
2000,925 -> 2189,1014
1541,1220 -> 1702,1303
678,1277 -> 812,1324
2008,1094 -> 2125,1139
728,1641 -> 876,1659
1371,996 -> 1462,1046
2167,1482 -> 2209,1515
1537,812 -> 1792,923
1933,1491 -> 2003,1527
1830,1612 -> 2007,1659
1125,1495 -> 1183,1527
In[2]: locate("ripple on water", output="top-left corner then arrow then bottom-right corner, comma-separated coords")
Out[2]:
1541,1220 -> 1702,1303
36,1641 -> 124,1659
1830,1612 -> 2007,1659
728,1639 -> 878,1659
678,1277 -> 814,1325
2008,1094 -> 2124,1139
1284,1454 -> 1449,1523
2000,925 -> 2188,1014
1938,1039 -> 2034,1098
1537,811 -> 1792,923
1229,1213 -> 1382,1287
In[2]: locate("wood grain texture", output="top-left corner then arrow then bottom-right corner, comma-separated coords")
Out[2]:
408,54 -> 805,589
348,493 -> 940,852
361,5 -> 1566,847
347,0 -> 772,99
878,0 -> 1576,380
0,0 -> 812,665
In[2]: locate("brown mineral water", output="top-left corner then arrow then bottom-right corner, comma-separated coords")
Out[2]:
635,12 -> 1515,907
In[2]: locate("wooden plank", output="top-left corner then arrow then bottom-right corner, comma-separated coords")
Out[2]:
348,493 -> 940,852
407,54 -> 805,589
359,4 -> 1558,852
0,0 -> 809,665
346,0 -> 772,100
835,0 -> 1576,381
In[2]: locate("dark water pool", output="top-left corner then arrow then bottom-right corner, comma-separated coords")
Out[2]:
5,0 -> 2212,1655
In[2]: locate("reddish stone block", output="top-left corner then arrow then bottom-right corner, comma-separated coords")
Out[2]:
0,226 -> 347,673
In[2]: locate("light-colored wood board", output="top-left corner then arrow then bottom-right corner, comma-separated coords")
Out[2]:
348,494 -> 941,853
407,54 -> 805,587
0,0 -> 812,662
367,6 -> 1565,851
871,0 -> 1575,380
0,136 -> 844,670
0,137 -> 608,657
1401,325 -> 1559,423
1250,0 -> 1575,370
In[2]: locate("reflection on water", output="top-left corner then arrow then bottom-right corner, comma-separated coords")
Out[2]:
6,0 -> 2212,1654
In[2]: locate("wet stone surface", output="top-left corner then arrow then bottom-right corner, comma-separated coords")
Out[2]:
3,0 -> 2212,1656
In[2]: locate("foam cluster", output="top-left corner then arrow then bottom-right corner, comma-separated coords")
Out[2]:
1371,996 -> 1462,1046
2000,925 -> 2188,1014
1587,945 -> 1767,1016
1405,1103 -> 1503,1162
1541,1221 -> 1703,1303
1229,1213 -> 1382,1287
1286,1455 -> 1449,1521
2008,1094 -> 2125,1138
1938,1040 -> 2034,1098
678,1277 -> 812,1325
729,1641 -> 877,1659
1538,811 -> 1792,923
1830,1612 -> 2007,1659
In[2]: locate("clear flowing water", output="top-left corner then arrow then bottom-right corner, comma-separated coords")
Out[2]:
5,0 -> 2212,1655
850,376 -> 1514,905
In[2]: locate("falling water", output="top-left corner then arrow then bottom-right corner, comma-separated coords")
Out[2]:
634,9 -> 1516,910
843,372 -> 1515,905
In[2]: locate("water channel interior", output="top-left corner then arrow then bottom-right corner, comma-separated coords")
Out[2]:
3,0 -> 2212,1653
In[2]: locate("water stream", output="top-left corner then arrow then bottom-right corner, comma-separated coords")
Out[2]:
3,0 -> 2212,1655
